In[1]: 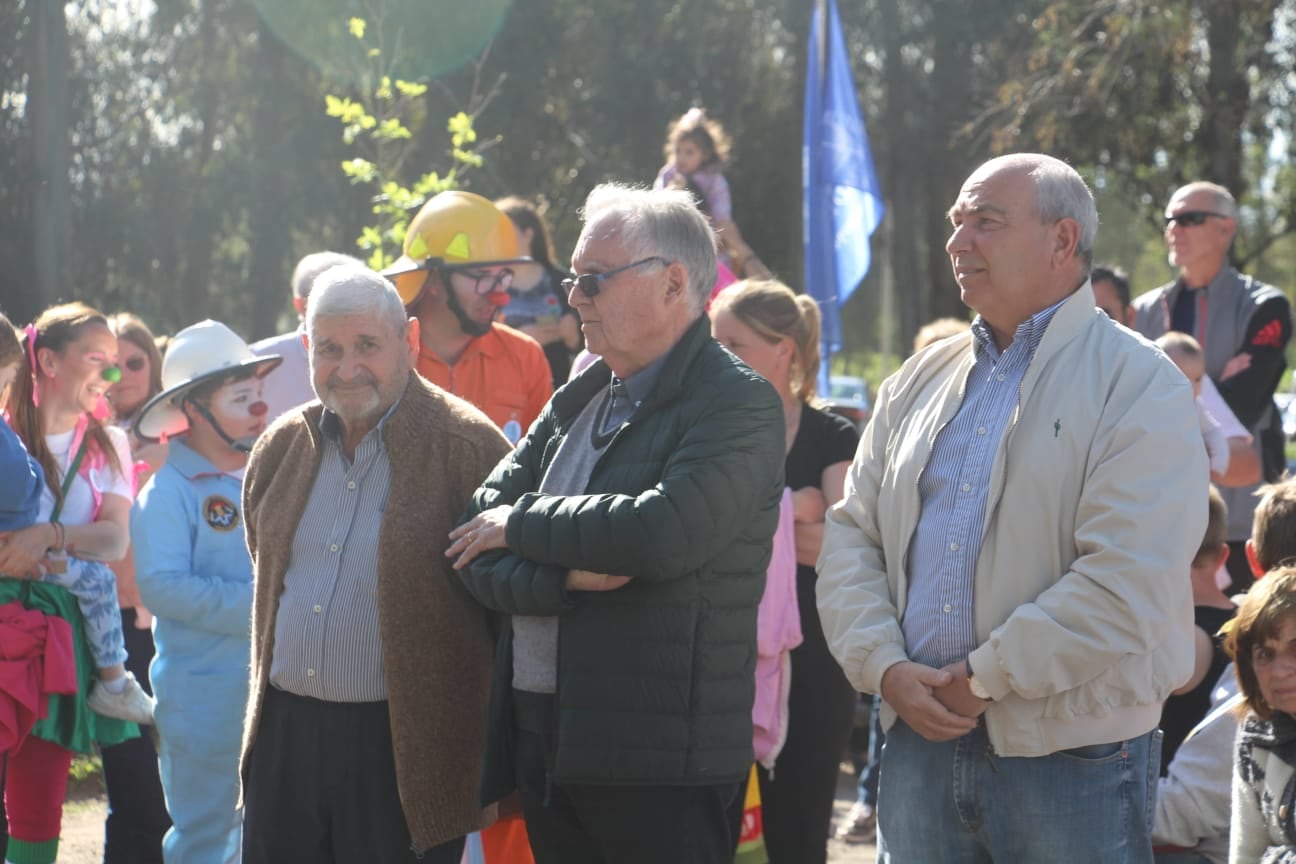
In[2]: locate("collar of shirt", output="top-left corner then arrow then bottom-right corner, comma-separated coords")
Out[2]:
970,297 -> 1067,364
610,351 -> 671,415
166,437 -> 230,481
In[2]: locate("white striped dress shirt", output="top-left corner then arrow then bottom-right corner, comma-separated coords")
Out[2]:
269,408 -> 394,702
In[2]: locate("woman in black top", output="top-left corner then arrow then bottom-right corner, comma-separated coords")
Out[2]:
712,279 -> 860,864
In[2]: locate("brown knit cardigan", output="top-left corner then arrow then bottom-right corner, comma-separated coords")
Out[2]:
239,373 -> 512,851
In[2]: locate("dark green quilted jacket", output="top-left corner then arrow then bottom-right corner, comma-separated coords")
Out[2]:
460,314 -> 785,791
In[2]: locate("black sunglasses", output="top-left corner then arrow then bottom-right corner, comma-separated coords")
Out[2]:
561,257 -> 669,299
123,356 -> 147,372
1164,210 -> 1228,228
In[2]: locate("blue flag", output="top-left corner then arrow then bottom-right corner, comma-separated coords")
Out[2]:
803,0 -> 884,390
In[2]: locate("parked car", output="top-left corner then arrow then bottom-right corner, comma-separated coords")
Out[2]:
824,375 -> 872,431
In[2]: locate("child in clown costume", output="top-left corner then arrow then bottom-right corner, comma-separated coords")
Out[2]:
130,320 -> 281,864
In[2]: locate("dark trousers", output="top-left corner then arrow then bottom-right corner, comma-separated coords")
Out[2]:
513,690 -> 739,864
242,687 -> 465,864
756,579 -> 858,864
101,607 -> 169,864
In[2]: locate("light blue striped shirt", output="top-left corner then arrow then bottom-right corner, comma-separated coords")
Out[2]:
903,301 -> 1064,669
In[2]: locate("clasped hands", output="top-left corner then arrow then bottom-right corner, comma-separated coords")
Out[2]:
879,659 -> 990,743
446,505 -> 630,592
0,524 -> 60,580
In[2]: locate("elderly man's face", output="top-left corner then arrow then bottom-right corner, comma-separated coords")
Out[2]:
945,162 -> 1056,330
568,218 -> 674,375
308,313 -> 417,427
1164,187 -> 1234,275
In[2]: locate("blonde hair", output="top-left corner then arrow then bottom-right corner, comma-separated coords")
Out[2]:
913,317 -> 970,353
711,279 -> 821,402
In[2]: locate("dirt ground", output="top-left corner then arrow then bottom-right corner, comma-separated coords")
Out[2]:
56,762 -> 877,863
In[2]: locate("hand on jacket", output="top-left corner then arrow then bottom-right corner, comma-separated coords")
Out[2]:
447,505 -> 512,569
566,569 -> 630,592
880,660 -> 979,743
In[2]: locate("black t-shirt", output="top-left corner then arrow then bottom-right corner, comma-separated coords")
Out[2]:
1159,603 -> 1236,775
786,404 -> 860,650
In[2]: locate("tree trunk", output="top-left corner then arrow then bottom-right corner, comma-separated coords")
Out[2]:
29,0 -> 69,318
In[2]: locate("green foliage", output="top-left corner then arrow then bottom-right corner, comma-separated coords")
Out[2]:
324,18 -> 490,270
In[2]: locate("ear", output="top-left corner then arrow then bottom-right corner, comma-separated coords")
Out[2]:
1122,306 -> 1136,328
404,317 -> 421,362
292,296 -> 307,318
301,332 -> 310,353
663,261 -> 689,303
1217,542 -> 1230,572
35,346 -> 57,378
1052,218 -> 1081,267
1247,539 -> 1265,578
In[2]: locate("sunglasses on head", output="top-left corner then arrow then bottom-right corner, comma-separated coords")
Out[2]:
1164,210 -> 1227,228
561,257 -> 670,299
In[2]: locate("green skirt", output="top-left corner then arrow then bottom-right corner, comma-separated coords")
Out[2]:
0,579 -> 139,754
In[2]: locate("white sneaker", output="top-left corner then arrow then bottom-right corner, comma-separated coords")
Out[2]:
88,673 -> 156,724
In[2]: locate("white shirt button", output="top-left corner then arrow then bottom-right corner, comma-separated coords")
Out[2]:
977,426 -> 987,436
962,483 -> 971,493
306,668 -> 316,677
943,604 -> 953,613
313,605 -> 322,614
330,544 -> 339,553
997,374 -> 1006,382
347,481 -> 356,491
949,542 -> 959,552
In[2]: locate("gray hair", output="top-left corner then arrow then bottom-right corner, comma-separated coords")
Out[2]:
1030,158 -> 1098,277
580,183 -> 717,315
306,265 -> 408,337
292,251 -> 366,301
1171,181 -> 1238,221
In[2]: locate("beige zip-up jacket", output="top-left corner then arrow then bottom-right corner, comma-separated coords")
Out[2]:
817,283 -> 1209,757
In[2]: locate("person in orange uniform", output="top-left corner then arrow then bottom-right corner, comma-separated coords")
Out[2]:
383,191 -> 552,445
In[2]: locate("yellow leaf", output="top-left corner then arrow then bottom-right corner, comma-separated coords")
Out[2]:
348,17 -> 366,40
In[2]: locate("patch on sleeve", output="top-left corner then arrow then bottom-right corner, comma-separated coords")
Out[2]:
203,495 -> 241,532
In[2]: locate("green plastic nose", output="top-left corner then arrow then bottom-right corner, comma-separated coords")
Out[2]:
102,366 -> 122,383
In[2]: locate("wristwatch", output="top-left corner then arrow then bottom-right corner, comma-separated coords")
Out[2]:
966,659 -> 992,701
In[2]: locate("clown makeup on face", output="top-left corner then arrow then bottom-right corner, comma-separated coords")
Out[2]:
204,377 -> 268,442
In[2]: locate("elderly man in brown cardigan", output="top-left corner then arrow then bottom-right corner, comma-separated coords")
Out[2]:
239,265 -> 512,863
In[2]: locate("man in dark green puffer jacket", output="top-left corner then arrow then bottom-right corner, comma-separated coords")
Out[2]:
449,183 -> 785,864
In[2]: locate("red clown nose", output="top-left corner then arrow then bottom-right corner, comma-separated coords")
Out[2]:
487,292 -> 511,307
249,401 -> 268,417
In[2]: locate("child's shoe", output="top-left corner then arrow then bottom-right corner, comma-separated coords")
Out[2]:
87,672 -> 156,724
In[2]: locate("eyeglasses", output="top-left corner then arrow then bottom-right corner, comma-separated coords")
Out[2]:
447,267 -> 515,295
561,257 -> 670,299
123,356 -> 147,373
1164,210 -> 1228,228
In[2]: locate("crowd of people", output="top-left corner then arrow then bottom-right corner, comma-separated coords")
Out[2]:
0,115 -> 1294,864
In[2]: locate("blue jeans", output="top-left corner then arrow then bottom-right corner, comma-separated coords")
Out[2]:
877,720 -> 1161,864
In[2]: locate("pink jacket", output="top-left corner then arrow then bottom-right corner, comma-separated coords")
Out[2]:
0,600 -> 78,753
752,489 -> 801,769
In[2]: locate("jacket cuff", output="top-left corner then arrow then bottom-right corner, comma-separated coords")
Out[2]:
859,642 -> 911,696
968,642 -> 1012,702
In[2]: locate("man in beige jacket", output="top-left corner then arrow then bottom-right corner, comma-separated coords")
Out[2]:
816,154 -> 1208,863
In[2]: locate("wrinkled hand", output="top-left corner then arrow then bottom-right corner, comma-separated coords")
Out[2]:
446,506 -> 512,570
1221,352 -> 1251,381
933,661 -> 991,722
880,661 -> 979,742
566,569 -> 631,592
0,525 -> 54,579
791,486 -> 827,524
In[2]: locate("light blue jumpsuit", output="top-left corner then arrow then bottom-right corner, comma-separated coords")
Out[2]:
132,439 -> 251,864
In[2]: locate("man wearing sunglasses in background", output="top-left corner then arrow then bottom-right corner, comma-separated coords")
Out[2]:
1133,181 -> 1292,593
382,191 -> 552,444
448,183 -> 785,863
